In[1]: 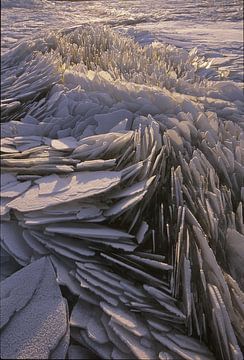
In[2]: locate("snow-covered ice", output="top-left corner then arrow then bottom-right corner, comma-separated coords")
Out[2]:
0,257 -> 69,359
0,1 -> 243,359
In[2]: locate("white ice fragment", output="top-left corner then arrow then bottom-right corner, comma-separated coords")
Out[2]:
70,300 -> 93,329
42,202 -> 84,215
76,267 -> 122,296
0,257 -> 69,359
167,333 -> 214,356
95,110 -> 132,134
76,159 -> 116,171
80,124 -> 96,138
1,222 -> 33,265
1,173 -> 17,187
22,230 -> 48,255
0,198 -> 10,216
101,301 -> 149,337
127,254 -> 173,271
46,223 -> 134,240
75,272 -> 118,306
16,141 -> 42,152
87,316 -> 109,344
176,121 -> 192,142
24,214 -> 77,225
109,320 -> 155,360
35,174 -> 69,195
109,177 -> 155,199
166,129 -> 184,151
8,171 -> 121,212
136,221 -> 149,244
76,206 -> 102,220
104,190 -> 146,218
49,236 -> 95,257
50,256 -> 86,297
51,137 -> 78,151
226,228 -> 244,291
80,329 -> 112,359
22,115 -> 39,125
101,313 -> 131,355
110,118 -> 130,132
101,253 -> 164,286
152,331 -> 214,360
0,180 -> 31,198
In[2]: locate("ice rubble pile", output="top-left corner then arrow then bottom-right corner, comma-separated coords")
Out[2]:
1,26 -> 244,360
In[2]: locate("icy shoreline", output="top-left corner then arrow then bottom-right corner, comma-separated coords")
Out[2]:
1,0 -> 243,82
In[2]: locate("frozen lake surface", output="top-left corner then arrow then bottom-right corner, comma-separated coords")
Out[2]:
1,0 -> 243,82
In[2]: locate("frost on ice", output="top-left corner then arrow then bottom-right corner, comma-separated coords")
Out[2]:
0,257 -> 69,359
0,25 -> 244,360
